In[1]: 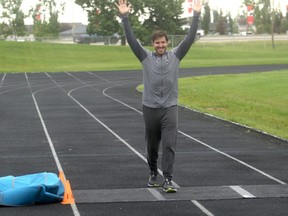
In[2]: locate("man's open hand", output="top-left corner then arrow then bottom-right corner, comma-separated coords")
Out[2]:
115,0 -> 131,15
192,0 -> 202,13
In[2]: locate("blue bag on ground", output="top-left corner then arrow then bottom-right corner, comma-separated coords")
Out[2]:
0,172 -> 64,206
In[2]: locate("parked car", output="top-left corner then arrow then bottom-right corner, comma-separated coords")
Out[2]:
240,31 -> 253,36
73,34 -> 119,45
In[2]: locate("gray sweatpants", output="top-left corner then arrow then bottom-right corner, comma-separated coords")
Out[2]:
143,105 -> 178,180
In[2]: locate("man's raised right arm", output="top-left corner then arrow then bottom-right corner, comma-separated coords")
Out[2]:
116,0 -> 146,62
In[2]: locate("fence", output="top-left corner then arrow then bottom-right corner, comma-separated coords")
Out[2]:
5,34 -> 288,50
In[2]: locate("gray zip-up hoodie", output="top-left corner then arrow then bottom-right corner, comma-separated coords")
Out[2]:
122,12 -> 200,108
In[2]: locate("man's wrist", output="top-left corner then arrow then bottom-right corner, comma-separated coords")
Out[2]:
120,13 -> 129,19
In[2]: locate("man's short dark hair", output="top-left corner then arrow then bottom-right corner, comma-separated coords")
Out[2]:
151,30 -> 168,42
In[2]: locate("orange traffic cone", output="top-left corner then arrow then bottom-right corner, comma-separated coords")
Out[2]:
59,171 -> 75,204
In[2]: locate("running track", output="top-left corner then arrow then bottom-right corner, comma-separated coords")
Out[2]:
1,65 -> 288,216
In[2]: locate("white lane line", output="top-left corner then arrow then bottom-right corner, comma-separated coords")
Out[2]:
0,73 -> 6,88
68,88 -> 148,162
26,73 -> 81,216
88,72 -> 113,83
103,86 -> 143,115
179,131 -> 286,185
45,72 -> 67,93
147,188 -> 166,201
191,200 -> 215,216
102,85 -> 287,186
25,73 -> 64,173
66,72 -> 88,85
0,79 -> 57,96
230,186 -> 256,198
0,86 -> 30,96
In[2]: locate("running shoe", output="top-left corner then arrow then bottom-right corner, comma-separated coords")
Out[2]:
148,173 -> 159,187
162,179 -> 177,193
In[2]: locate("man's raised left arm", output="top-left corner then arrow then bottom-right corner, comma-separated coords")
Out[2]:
175,0 -> 202,61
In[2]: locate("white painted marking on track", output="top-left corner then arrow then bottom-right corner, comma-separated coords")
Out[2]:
147,188 -> 166,201
88,72 -> 113,83
191,200 -> 215,216
102,83 -> 287,186
0,87 -> 29,96
26,73 -> 81,216
0,74 -> 57,96
66,72 -> 88,85
67,87 -> 148,163
178,131 -> 286,185
0,73 -> 6,88
45,72 -> 67,93
25,73 -> 64,173
230,185 -> 256,198
103,86 -> 142,115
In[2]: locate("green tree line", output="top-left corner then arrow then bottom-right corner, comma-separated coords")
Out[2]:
1,0 -> 288,43
0,0 -> 64,40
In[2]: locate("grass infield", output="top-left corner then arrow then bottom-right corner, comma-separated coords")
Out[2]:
178,71 -> 288,140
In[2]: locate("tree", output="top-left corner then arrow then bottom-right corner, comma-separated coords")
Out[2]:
287,8 -> 288,22
30,0 -> 64,39
227,13 -> 238,34
286,8 -> 288,33
201,2 -> 210,35
76,0 -> 185,45
215,11 -> 227,35
0,0 -> 26,40
243,0 -> 254,7
273,10 -> 283,34
253,0 -> 271,34
141,0 -> 185,44
212,10 -> 220,24
75,0 -> 120,36
237,14 -> 248,27
0,22 -> 12,38
280,16 -> 288,34
247,0 -> 279,48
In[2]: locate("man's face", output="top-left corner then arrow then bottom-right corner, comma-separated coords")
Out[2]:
152,36 -> 168,56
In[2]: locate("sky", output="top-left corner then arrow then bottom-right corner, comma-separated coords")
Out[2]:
182,0 -> 288,18
21,0 -> 89,25
7,0 -> 288,25
182,0 -> 243,18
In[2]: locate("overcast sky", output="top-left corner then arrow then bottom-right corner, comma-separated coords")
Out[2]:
13,0 -> 288,24
183,0 -> 287,18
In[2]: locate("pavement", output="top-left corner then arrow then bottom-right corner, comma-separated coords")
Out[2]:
1,64 -> 288,216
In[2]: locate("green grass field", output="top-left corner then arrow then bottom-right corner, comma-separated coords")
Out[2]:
182,40 -> 288,67
178,71 -> 288,140
1,40 -> 288,73
1,40 -> 288,140
0,42 -> 138,72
